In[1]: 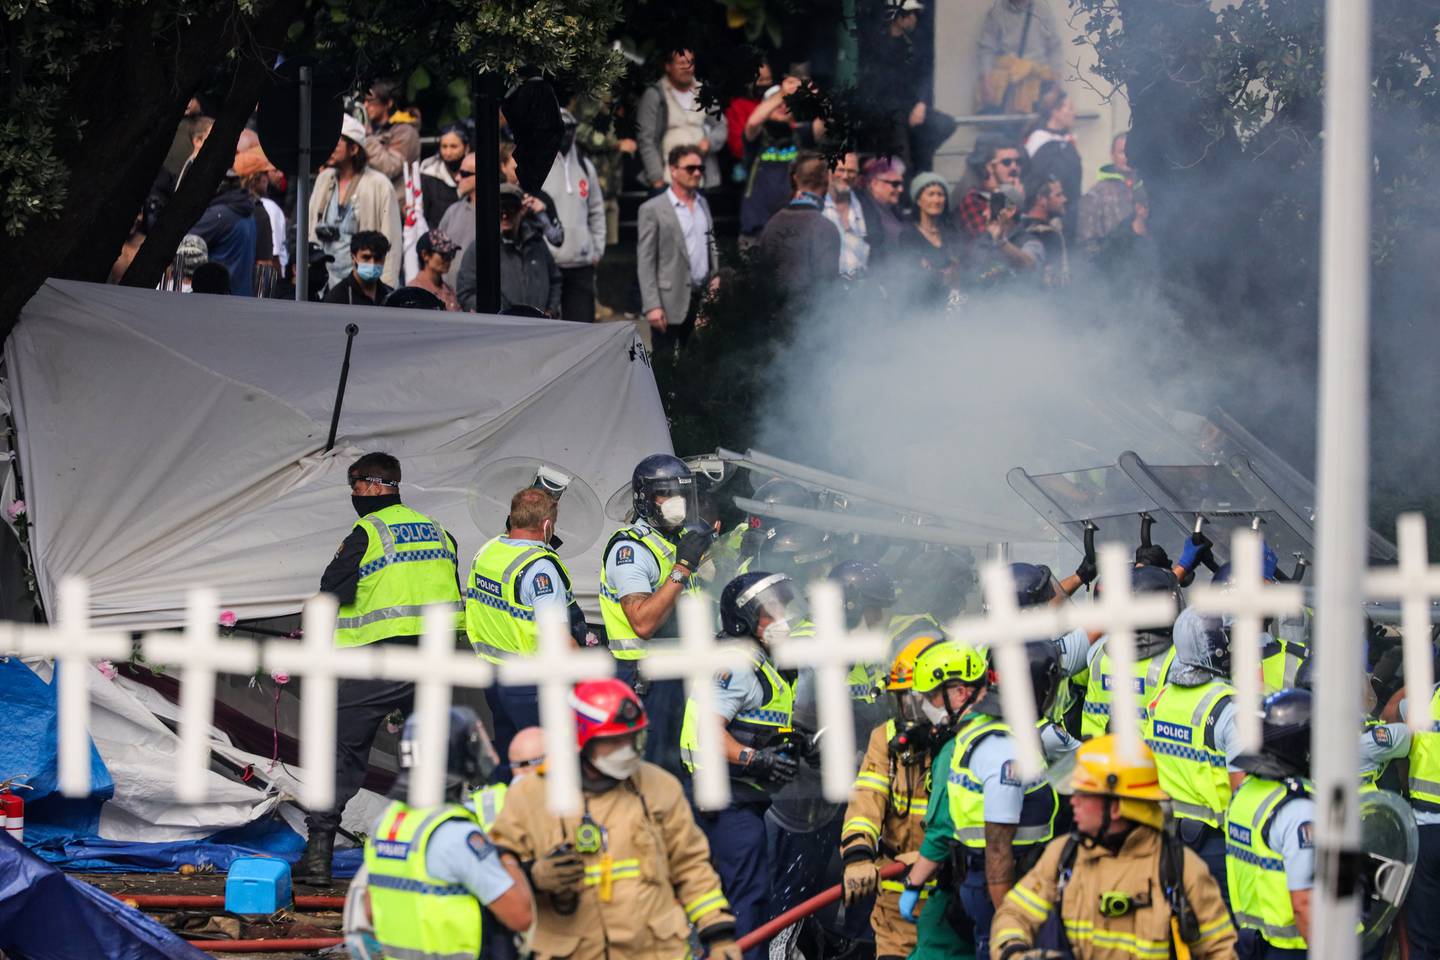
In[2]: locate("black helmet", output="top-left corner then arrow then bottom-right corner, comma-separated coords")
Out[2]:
721,571 -> 804,638
631,454 -> 697,532
750,478 -> 816,524
1011,562 -> 1058,609
398,706 -> 499,798
1098,565 -> 1184,636
895,547 -> 976,623
829,560 -> 896,628
755,523 -> 833,575
1235,689 -> 1312,780
981,640 -> 1061,718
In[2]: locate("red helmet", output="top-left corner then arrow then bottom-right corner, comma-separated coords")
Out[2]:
570,678 -> 648,750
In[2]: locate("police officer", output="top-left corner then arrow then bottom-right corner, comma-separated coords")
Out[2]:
887,547 -> 975,652
467,487 -> 585,770
991,736 -> 1236,959
902,641 -> 1076,959
359,708 -> 533,960
1211,545 -> 1309,694
1394,669 -> 1440,958
679,571 -> 803,960
599,454 -> 713,773
488,679 -> 741,960
1012,561 -> 1093,732
300,452 -> 464,886
1081,565 -> 1183,739
1145,608 -> 1244,899
469,726 -> 547,960
1226,690 -> 1315,959
1294,657 -> 1409,794
735,478 -> 820,574
840,635 -> 949,960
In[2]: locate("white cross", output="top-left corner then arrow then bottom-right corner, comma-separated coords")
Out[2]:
15,579 -> 130,797
141,589 -> 262,804
1188,529 -> 1303,751
770,581 -> 890,803
498,607 -> 614,815
1064,544 -> 1179,762
1366,512 -> 1440,732
943,562 -> 1068,781
638,594 -> 757,811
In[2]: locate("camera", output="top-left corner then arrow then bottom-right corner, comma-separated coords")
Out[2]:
314,224 -> 340,243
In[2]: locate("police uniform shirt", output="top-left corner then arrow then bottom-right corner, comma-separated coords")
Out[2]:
1397,697 -> 1439,824
712,659 -> 769,722
1039,721 -> 1080,764
1056,628 -> 1090,677
424,819 -> 516,905
1266,794 -> 1317,891
499,536 -> 572,617
1210,700 -> 1244,771
965,733 -> 1030,825
1360,721 -> 1411,779
604,522 -> 664,598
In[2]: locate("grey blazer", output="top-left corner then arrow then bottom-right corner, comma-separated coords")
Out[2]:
636,191 -> 718,327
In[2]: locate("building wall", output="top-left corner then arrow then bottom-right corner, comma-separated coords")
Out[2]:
930,0 -> 1130,192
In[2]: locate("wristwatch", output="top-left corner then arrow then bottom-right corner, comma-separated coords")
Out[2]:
668,564 -> 691,585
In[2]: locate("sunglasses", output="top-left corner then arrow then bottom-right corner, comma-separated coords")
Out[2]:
877,178 -> 903,187
459,169 -> 476,177
349,475 -> 398,488
994,157 -> 1020,167
676,164 -> 704,174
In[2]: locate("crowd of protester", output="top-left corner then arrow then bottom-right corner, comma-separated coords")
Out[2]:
117,0 -> 1146,333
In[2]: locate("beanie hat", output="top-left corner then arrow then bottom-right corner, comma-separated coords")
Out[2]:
909,171 -> 950,205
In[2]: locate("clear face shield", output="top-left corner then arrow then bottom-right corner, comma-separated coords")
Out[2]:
648,477 -> 699,531
751,579 -> 809,644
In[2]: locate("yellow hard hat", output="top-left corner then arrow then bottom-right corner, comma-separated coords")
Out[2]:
1069,735 -> 1169,801
887,635 -> 942,690
912,639 -> 989,694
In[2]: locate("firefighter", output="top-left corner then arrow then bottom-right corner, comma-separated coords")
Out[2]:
679,571 -> 804,960
991,736 -> 1236,959
487,679 -> 741,960
1081,565 -> 1183,739
358,708 -> 533,960
1144,608 -> 1244,898
1225,689 -> 1315,959
838,634 -> 949,960
901,640 -> 1076,960
301,451 -> 464,886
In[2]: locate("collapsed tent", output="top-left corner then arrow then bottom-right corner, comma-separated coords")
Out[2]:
5,280 -> 671,629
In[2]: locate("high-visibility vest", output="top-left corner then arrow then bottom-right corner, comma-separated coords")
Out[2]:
1081,640 -> 1176,739
888,613 -> 944,653
1145,680 -> 1235,827
335,505 -> 462,648
1261,634 -> 1308,694
1226,776 -> 1311,951
1407,685 -> 1440,809
364,801 -> 483,960
469,783 -> 508,833
464,536 -> 572,663
597,525 -> 678,659
679,647 -> 794,787
792,620 -> 885,702
947,714 -> 1058,850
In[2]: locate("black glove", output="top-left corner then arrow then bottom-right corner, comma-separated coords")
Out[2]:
1369,645 -> 1404,713
675,527 -> 715,572
743,746 -> 798,785
1074,554 -> 1097,586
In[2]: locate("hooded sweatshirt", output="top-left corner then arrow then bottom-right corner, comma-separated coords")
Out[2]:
189,186 -> 258,297
541,146 -> 607,270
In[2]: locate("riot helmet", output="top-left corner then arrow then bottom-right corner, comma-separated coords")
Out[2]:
1011,562 -> 1060,609
1168,608 -> 1233,686
1235,689 -> 1312,780
1097,564 -> 1184,636
631,454 -> 698,533
894,547 -> 976,623
397,706 -> 500,800
829,560 -> 897,629
979,640 -> 1061,719
720,571 -> 805,642
754,523 -> 833,579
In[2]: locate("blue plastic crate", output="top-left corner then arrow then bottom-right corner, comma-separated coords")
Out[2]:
225,856 -> 293,915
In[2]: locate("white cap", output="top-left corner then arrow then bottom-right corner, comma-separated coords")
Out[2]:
341,113 -> 367,146
764,85 -> 783,100
891,0 -> 924,12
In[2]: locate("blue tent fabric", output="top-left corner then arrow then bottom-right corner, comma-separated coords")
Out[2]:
0,833 -> 210,959
0,658 -> 113,805
29,822 -> 362,878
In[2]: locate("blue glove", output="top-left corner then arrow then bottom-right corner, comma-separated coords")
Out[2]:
1177,534 -> 1212,573
899,886 -> 921,922
1262,541 -> 1279,581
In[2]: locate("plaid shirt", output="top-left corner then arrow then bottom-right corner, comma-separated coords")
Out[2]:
956,188 -> 990,237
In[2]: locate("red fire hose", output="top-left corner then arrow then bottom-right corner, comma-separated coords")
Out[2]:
187,938 -> 343,952
736,861 -> 907,951
122,894 -> 346,910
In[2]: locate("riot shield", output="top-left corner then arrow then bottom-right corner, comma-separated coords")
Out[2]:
1359,789 -> 1419,949
468,457 -> 604,560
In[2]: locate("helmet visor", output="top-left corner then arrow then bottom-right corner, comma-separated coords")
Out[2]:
646,478 -> 698,531
895,689 -> 930,725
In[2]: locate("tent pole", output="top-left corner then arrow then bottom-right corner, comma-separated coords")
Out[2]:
324,324 -> 359,453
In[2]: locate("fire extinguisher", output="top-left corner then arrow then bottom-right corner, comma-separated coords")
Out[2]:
0,777 -> 33,844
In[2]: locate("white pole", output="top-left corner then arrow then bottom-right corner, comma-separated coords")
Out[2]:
1311,0 -> 1371,955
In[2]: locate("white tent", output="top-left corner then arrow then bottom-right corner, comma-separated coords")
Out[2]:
6,280 -> 671,629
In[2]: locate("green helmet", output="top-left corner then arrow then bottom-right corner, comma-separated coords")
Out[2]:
912,640 -> 989,694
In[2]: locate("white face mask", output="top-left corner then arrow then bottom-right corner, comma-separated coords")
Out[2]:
920,699 -> 950,726
762,619 -> 791,645
658,496 -> 687,526
590,744 -> 642,781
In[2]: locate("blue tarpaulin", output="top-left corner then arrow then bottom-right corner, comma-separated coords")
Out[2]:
0,833 -> 210,959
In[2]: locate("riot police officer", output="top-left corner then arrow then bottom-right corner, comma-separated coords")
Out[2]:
356,708 -> 533,960
1226,690 -> 1316,959
1081,565 -> 1183,739
599,454 -> 714,772
301,451 -> 464,886
489,680 -> 741,960
1145,608 -> 1244,899
679,571 -> 804,960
